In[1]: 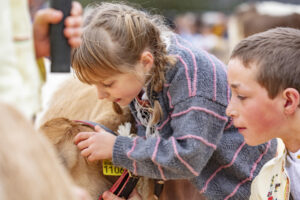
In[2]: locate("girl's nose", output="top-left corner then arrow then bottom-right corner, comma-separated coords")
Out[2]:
98,91 -> 109,100
96,86 -> 109,100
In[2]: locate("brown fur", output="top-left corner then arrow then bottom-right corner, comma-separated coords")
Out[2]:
39,118 -> 126,199
0,102 -> 80,200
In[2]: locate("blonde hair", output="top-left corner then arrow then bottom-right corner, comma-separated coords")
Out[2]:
72,2 -> 176,124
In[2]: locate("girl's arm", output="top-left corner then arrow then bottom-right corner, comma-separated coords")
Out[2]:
113,96 -> 228,180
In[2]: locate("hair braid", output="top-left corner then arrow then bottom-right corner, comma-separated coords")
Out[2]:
146,21 -> 176,125
72,2 -> 177,125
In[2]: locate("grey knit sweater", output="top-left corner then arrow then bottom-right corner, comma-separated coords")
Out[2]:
112,34 -> 277,199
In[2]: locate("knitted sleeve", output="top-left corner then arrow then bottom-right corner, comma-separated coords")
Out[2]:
113,97 -> 228,180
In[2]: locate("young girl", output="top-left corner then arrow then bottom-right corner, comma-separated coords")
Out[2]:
72,2 -> 277,199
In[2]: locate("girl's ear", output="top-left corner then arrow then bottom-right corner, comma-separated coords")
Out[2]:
282,88 -> 300,115
140,51 -> 154,73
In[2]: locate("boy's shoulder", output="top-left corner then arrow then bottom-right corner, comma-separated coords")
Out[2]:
250,139 -> 289,200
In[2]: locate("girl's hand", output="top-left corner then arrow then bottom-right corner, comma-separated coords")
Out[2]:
102,189 -> 142,200
74,125 -> 116,162
33,1 -> 83,58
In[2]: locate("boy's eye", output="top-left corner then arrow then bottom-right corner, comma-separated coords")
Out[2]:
237,95 -> 247,100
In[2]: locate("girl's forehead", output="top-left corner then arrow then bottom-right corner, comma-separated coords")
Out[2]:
87,68 -> 129,83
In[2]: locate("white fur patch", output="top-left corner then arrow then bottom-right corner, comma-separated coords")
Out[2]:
117,122 -> 132,137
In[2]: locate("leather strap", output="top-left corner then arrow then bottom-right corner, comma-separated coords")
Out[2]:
74,120 -> 140,199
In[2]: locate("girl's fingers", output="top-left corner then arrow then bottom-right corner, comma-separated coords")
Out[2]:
77,139 -> 91,150
74,132 -> 94,144
94,125 -> 103,132
80,147 -> 92,157
87,152 -> 98,162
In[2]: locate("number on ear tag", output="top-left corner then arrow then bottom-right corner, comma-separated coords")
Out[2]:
102,160 -> 124,176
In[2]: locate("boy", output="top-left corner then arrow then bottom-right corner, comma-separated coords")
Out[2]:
226,27 -> 300,200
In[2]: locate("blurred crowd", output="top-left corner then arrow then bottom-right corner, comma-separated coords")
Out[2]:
172,11 -> 229,62
28,0 -> 300,64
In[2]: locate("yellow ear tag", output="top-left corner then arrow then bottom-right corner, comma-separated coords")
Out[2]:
102,160 -> 124,176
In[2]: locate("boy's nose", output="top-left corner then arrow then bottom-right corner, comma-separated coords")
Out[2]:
226,102 -> 237,118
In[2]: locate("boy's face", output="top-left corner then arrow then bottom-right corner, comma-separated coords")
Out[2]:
226,58 -> 285,146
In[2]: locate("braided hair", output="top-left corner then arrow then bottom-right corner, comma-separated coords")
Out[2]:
72,2 -> 176,124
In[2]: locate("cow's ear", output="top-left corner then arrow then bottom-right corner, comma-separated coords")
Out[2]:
38,118 -> 72,144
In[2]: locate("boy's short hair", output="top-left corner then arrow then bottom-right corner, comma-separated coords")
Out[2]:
230,27 -> 300,98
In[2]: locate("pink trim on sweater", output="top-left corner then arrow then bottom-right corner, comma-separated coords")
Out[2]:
224,141 -> 271,200
167,90 -> 174,109
151,136 -> 167,180
225,119 -> 233,130
171,137 -> 199,176
175,55 -> 192,97
175,36 -> 198,96
200,142 -> 246,193
157,116 -> 170,130
176,134 -> 217,150
126,137 -> 138,175
171,106 -> 228,122
203,51 -> 217,101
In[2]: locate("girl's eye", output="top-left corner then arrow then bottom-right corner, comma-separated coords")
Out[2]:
103,82 -> 114,88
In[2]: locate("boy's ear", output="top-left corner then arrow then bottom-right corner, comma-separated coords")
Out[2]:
282,88 -> 300,115
140,51 -> 154,73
